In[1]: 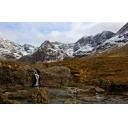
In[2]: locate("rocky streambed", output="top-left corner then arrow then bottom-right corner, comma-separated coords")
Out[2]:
0,85 -> 128,104
48,86 -> 128,104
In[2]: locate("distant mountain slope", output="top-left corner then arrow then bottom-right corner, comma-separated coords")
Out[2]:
73,31 -> 115,56
19,31 -> 115,63
117,22 -> 128,35
97,44 -> 128,57
96,22 -> 128,52
19,40 -> 74,63
0,37 -> 37,59
19,22 -> 128,63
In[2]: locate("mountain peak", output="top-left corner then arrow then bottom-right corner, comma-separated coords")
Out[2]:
101,30 -> 114,35
43,40 -> 51,44
117,22 -> 128,35
0,37 -> 37,59
73,31 -> 115,56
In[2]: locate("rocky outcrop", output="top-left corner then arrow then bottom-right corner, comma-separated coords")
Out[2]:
0,60 -> 33,86
0,86 -> 48,104
41,66 -> 73,87
0,60 -> 73,88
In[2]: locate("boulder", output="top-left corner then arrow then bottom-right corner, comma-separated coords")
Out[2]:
40,66 -> 73,87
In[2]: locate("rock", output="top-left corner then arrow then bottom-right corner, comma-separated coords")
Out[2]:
30,87 -> 48,104
0,86 -> 48,104
79,95 -> 97,102
0,61 -> 33,86
41,66 -> 73,87
95,87 -> 105,93
93,78 -> 111,92
64,98 -> 81,104
117,22 -> 128,35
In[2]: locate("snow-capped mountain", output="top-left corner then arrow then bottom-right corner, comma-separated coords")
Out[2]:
0,37 -> 37,59
23,44 -> 37,55
19,31 -> 117,63
96,23 -> 128,52
73,23 -> 128,56
19,40 -> 74,63
73,31 -> 115,56
19,22 -> 128,63
38,40 -> 68,62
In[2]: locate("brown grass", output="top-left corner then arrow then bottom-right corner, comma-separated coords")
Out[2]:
37,56 -> 128,88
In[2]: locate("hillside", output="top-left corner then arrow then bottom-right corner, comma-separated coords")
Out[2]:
1,41 -> 128,89
0,60 -> 49,103
38,50 -> 128,92
0,22 -> 128,103
0,37 -> 37,59
97,44 -> 128,57
0,44 -> 128,103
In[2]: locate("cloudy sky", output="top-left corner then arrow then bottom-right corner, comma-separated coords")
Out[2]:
0,22 -> 126,46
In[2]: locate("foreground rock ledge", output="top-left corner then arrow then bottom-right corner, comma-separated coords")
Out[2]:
30,87 -> 48,104
0,87 -> 48,104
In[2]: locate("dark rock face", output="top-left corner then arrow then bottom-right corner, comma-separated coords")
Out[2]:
96,23 -> 128,53
74,36 -> 93,51
117,22 -> 128,35
73,31 -> 115,56
93,31 -> 115,46
92,78 -> 128,95
23,44 -> 37,54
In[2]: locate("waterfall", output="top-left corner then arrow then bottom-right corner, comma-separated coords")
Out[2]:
34,70 -> 40,87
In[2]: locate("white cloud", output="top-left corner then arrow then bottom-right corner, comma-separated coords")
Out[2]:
40,22 -> 125,44
0,22 -> 126,46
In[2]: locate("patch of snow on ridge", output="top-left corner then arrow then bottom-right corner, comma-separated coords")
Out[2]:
76,44 -> 93,52
103,35 -> 125,44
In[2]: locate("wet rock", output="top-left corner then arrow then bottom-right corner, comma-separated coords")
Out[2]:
48,88 -> 70,97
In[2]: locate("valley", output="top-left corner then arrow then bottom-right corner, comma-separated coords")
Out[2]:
0,22 -> 128,104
